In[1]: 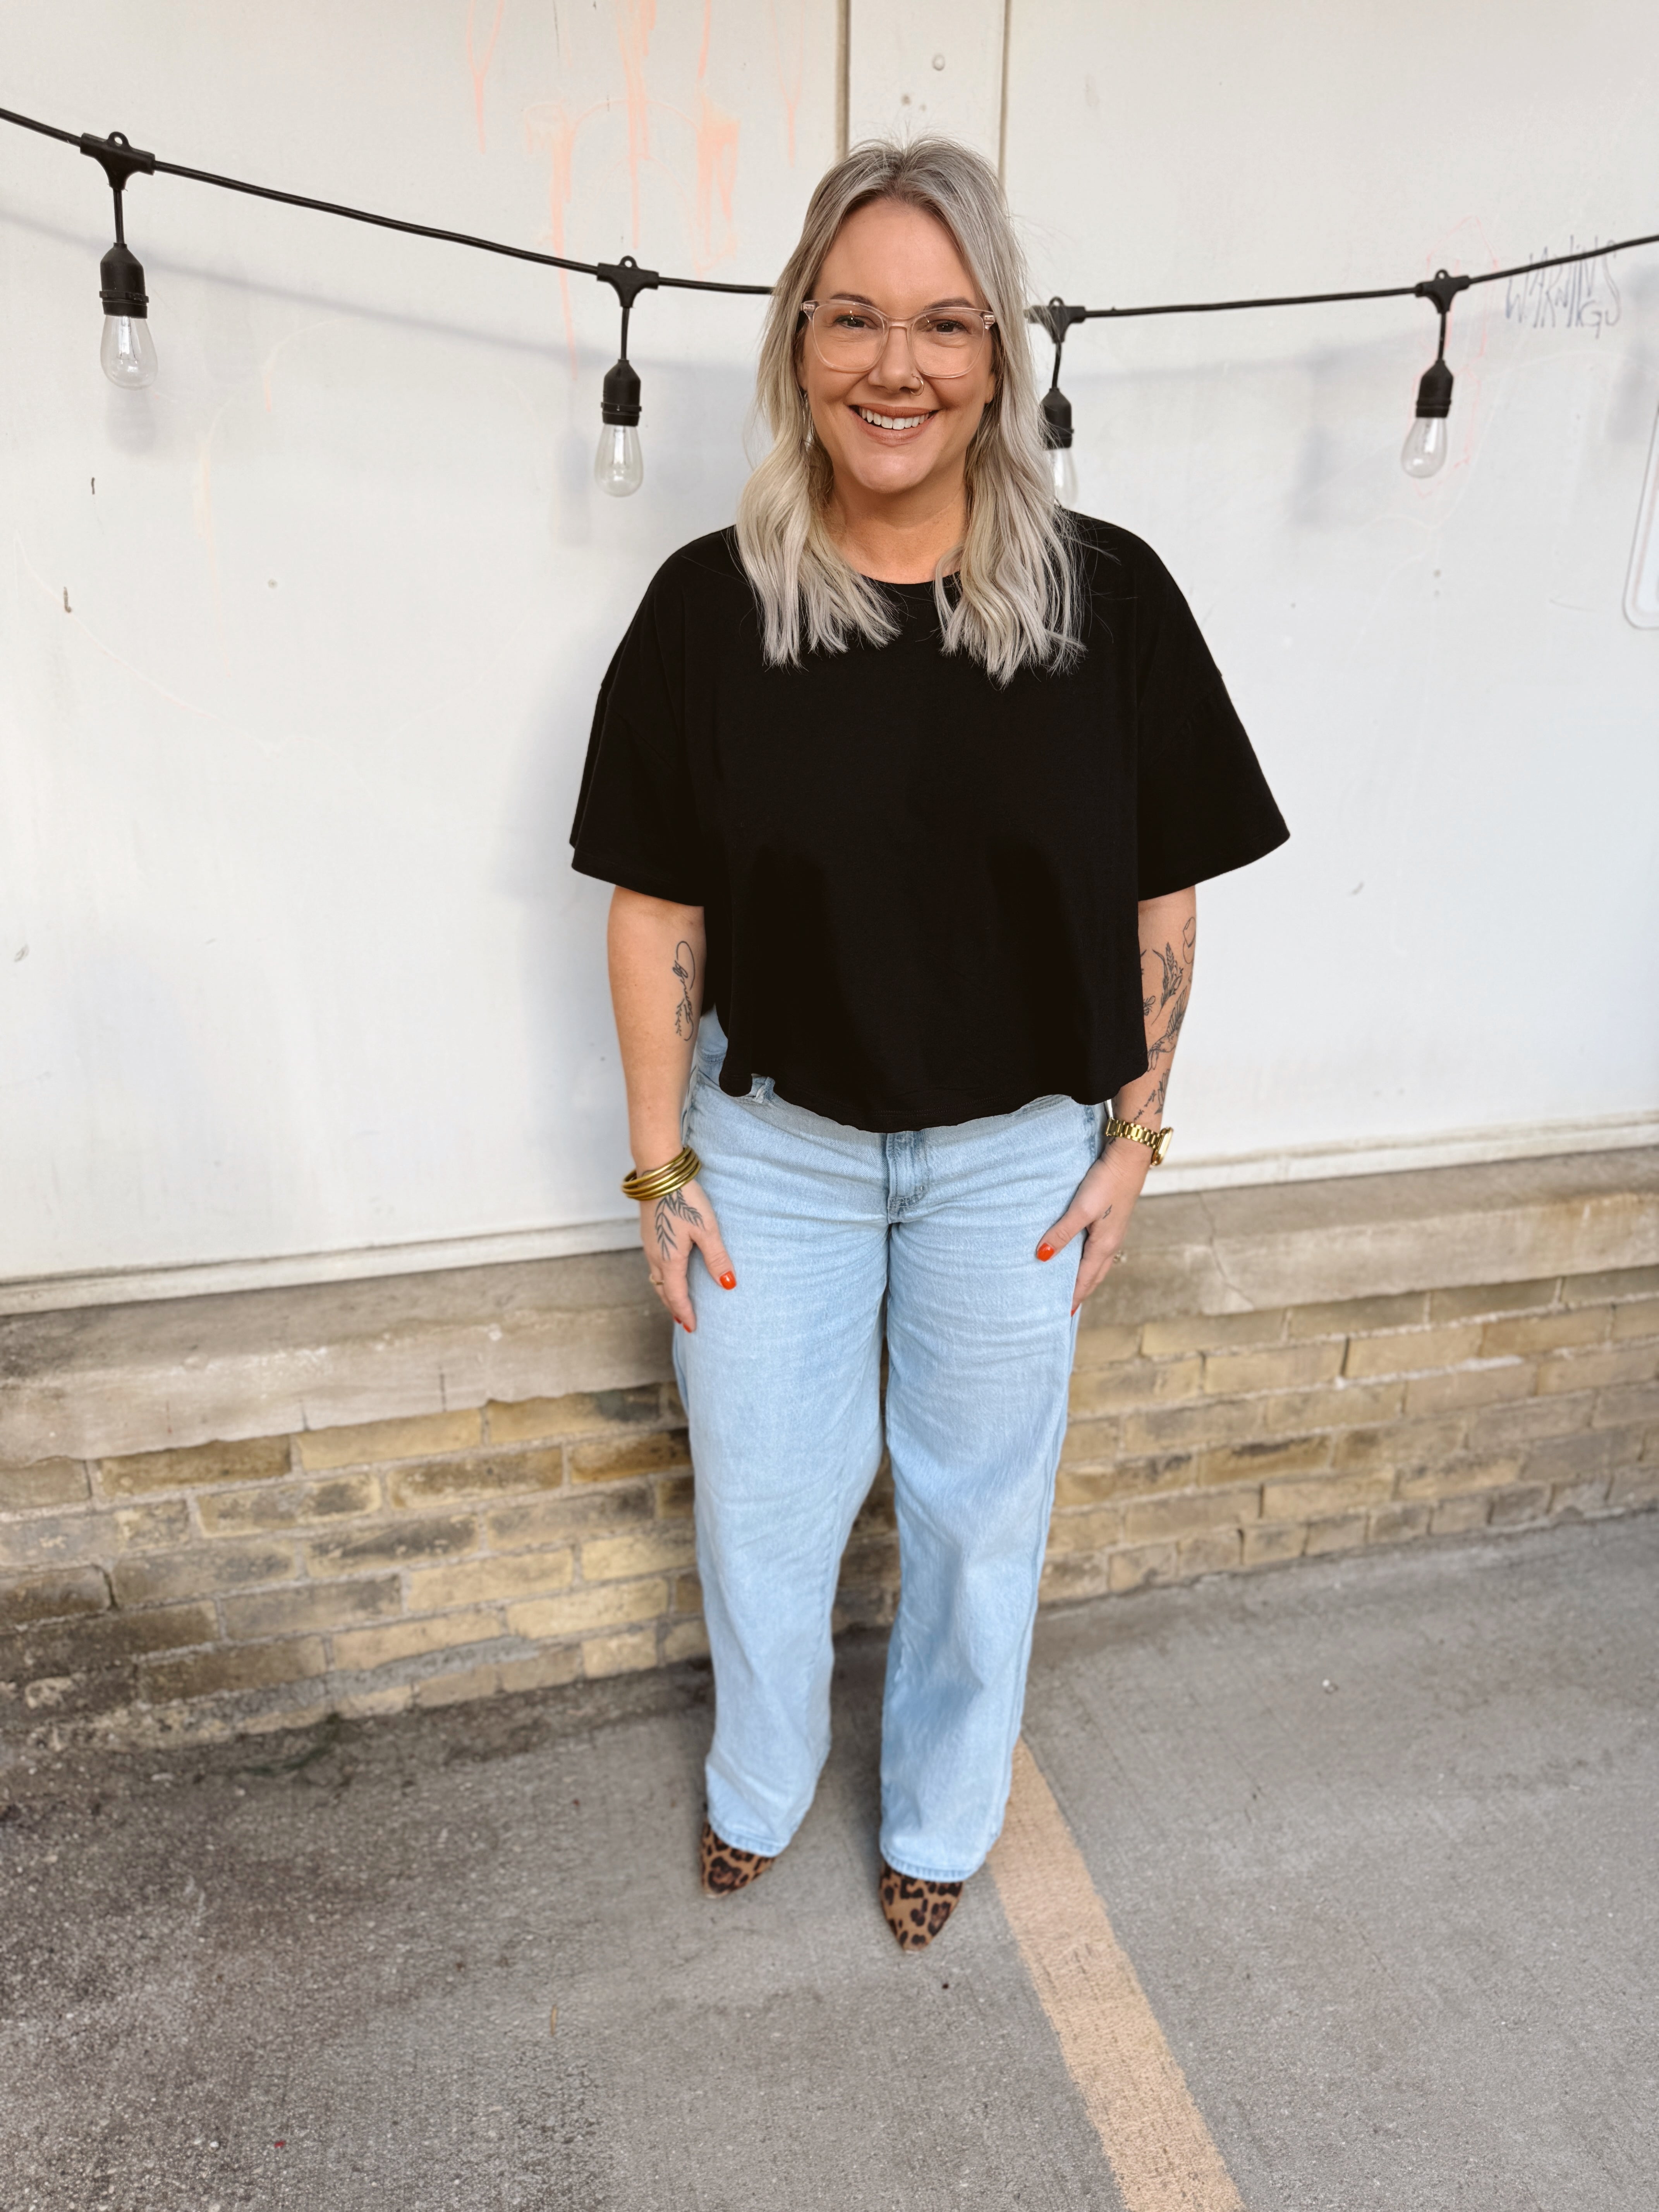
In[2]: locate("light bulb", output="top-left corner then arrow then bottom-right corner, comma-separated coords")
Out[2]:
98,241 -> 156,388
1400,414 -> 1448,478
594,422 -> 644,497
101,312 -> 157,389
1049,442 -> 1079,506
1401,356 -> 1453,479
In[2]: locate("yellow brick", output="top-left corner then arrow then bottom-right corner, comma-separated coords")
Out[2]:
196,1474 -> 380,1535
1537,1343 -> 1659,1396
1561,1265 -> 1659,1306
1059,1417 -> 1124,1468
1242,1522 -> 1306,1567
1612,1298 -> 1659,1342
1070,1320 -> 1141,1369
1331,1416 -> 1467,1470
1204,1341 -> 1344,1396
1195,1434 -> 1332,1487
1403,1364 -> 1534,1416
98,1436 -> 291,1498
505,1577 -> 669,1640
386,1448 -> 564,1507
1121,1398 -> 1264,1455
663,1620 -> 711,1664
498,1644 -> 584,1693
331,1607 -> 502,1672
1176,1530 -> 1242,1577
1431,1493 -> 1492,1535
297,1410 -> 481,1472
0,1460 -> 89,1512
487,1386 -> 664,1446
305,1515 -> 477,1577
1608,1467 -> 1659,1509
1108,1542 -> 1179,1592
1429,1278 -> 1559,1322
222,1578 -> 399,1640
580,1525 -> 698,1582
1396,1453 -> 1523,1501
1547,1477 -> 1611,1516
335,1684 -> 412,1718
1044,1504 -> 1126,1555
583,1628 -> 659,1677
140,1636 -> 326,1704
1261,1469 -> 1394,1521
1262,1380 -> 1406,1432
1303,1514 -> 1367,1556
1123,1485 -> 1258,1543
405,1549 -> 574,1612
1287,1291 -> 1428,1339
1368,1500 -> 1432,1544
568,1430 -> 690,1485
1480,1308 -> 1608,1358
1069,1358 -> 1202,1417
0,1567 -> 109,1630
1140,1310 -> 1286,1357
111,1541 -> 296,1609
1593,1379 -> 1659,1429
1488,1484 -> 1551,1528
1341,1322 -> 1484,1379
1040,1555 -> 1115,1605
414,1663 -> 502,1709
485,1488 -> 651,1550
1054,1464 -> 1149,1509
655,1475 -> 696,1517
673,1572 -> 703,1615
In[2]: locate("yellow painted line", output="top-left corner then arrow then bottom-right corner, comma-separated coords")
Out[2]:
990,1740 -> 1245,2212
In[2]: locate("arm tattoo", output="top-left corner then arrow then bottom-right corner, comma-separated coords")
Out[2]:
671,942 -> 697,1039
1133,913 -> 1196,1108
653,1185 -> 704,1262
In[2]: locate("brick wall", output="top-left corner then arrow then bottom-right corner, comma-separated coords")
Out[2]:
3,1264 -> 1656,1743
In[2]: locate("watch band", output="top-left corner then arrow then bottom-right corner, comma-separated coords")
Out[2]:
1104,1116 -> 1173,1166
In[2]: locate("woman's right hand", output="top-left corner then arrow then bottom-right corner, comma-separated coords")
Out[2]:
640,1178 -> 736,1331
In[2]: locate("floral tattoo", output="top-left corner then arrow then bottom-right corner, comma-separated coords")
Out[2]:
672,941 -> 697,1039
653,1185 -> 704,1262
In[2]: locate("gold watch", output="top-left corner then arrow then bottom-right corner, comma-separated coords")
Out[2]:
1105,1116 -> 1173,1166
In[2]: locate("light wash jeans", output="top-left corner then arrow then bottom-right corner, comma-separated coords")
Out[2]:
674,1013 -> 1101,1882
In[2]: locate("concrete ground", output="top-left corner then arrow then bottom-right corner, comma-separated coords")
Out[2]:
2,1513 -> 1655,2212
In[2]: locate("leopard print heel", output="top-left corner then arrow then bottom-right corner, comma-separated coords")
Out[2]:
879,1860 -> 964,1951
699,1820 -> 775,1897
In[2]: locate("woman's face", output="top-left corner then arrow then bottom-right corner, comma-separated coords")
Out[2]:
799,198 -> 997,510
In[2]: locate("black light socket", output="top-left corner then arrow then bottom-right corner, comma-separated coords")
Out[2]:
1413,357 -> 1453,420
99,241 -> 149,318
1041,385 -> 1074,450
601,357 -> 641,427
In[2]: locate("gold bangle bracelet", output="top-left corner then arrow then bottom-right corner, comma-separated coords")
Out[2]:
620,1145 -> 702,1203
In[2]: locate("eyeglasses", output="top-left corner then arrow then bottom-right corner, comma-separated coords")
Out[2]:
799,298 -> 996,380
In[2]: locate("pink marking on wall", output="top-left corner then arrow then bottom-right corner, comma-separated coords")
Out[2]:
766,0 -> 805,165
525,100 -> 600,378
613,0 -> 658,248
693,92 -> 740,270
465,0 -> 507,152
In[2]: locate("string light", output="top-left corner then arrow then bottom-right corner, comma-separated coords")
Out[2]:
3,103 -> 1658,496
79,128 -> 158,388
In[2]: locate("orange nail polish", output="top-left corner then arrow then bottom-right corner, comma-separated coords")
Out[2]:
719,1272 -> 737,1290
1036,1243 -> 1054,1262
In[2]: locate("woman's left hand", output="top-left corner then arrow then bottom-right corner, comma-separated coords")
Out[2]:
1036,1140 -> 1154,1314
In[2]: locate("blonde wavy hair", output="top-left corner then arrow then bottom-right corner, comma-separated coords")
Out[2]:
735,136 -> 1080,684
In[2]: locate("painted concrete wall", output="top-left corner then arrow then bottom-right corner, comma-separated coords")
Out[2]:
2,1 -> 1656,1304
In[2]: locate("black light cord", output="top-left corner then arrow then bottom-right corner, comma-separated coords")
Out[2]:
6,99 -> 1655,323
0,103 -> 774,301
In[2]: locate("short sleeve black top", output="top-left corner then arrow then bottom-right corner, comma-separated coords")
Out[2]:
570,515 -> 1289,1133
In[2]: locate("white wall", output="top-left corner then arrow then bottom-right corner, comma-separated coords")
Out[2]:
2,2 -> 1656,1307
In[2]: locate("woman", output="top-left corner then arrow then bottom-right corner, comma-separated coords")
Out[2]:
570,137 -> 1288,1950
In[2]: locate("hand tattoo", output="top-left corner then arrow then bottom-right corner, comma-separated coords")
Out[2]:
653,1185 -> 704,1262
672,941 -> 697,1039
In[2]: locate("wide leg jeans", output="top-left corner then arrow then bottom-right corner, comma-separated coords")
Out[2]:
674,1015 -> 1099,1884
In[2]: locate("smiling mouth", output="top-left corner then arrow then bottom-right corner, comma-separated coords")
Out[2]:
853,404 -> 935,433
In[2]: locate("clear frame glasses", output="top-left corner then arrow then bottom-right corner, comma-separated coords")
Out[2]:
800,297 -> 996,380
